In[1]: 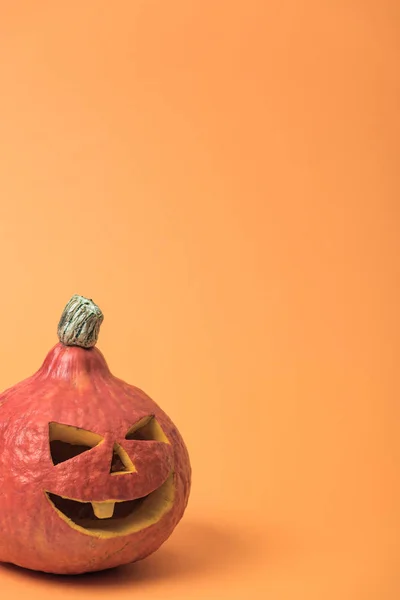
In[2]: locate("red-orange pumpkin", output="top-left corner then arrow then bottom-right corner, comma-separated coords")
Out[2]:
0,295 -> 191,574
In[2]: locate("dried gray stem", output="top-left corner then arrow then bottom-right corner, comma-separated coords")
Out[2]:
57,295 -> 104,348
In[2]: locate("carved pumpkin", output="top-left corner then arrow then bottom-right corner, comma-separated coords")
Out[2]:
0,295 -> 191,574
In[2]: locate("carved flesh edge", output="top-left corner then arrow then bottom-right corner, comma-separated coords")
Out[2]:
45,472 -> 175,539
125,415 -> 170,443
110,442 -> 136,475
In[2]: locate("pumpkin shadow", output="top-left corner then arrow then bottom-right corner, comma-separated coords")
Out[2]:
0,517 -> 263,588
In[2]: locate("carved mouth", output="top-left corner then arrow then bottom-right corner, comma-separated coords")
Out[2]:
45,473 -> 174,539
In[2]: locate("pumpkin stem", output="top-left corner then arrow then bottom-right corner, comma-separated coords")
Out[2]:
57,295 -> 104,348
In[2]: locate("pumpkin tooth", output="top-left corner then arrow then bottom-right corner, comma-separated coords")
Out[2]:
92,502 -> 115,519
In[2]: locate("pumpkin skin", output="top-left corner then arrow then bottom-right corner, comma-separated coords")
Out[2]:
0,296 -> 191,574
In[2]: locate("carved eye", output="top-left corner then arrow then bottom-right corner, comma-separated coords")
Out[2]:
49,422 -> 103,465
125,416 -> 169,443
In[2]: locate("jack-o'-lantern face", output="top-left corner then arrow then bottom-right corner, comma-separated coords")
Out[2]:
45,417 -> 174,538
0,295 -> 191,575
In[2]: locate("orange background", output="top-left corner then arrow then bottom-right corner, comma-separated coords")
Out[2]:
0,2 -> 398,599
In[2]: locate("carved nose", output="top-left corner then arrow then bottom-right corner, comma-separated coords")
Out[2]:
109,442 -> 136,475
